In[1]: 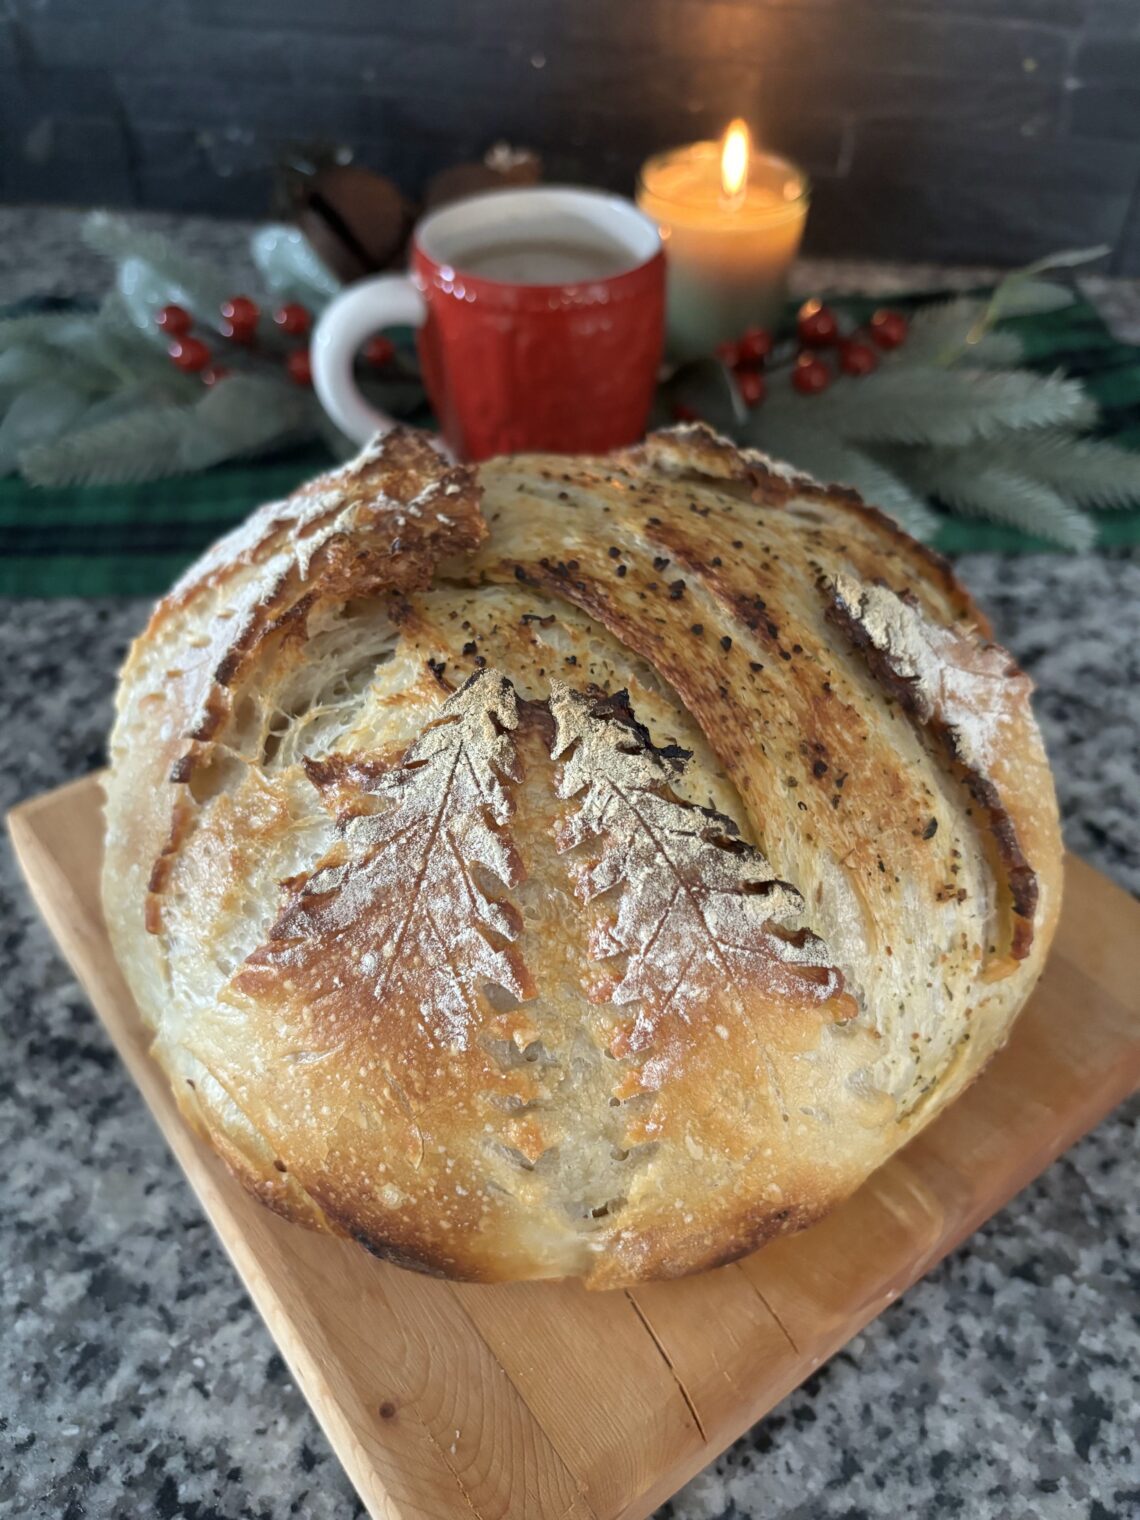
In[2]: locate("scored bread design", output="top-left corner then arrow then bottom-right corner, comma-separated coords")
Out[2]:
103,425 -> 1062,1287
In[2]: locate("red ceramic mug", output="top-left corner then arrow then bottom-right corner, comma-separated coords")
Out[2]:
311,186 -> 665,461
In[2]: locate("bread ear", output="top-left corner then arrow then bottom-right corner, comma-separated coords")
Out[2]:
824,573 -> 1039,967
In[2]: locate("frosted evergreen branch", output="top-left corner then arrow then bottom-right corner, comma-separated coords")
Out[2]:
0,303 -> 181,393
943,431 -> 1140,511
73,382 -> 188,433
987,278 -> 1078,319
1,346 -> 113,404
761,366 -> 1095,447
19,376 -> 317,486
187,375 -> 315,466
957,331 -> 1024,367
82,212 -> 235,322
0,382 -> 91,473
893,297 -> 1024,368
250,225 -> 341,303
0,313 -> 94,354
96,290 -> 151,343
980,248 -> 1105,331
894,452 -> 1096,550
1016,245 -> 1110,276
899,298 -> 983,365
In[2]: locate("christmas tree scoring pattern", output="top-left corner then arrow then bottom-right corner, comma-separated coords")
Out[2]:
237,669 -> 532,1051
549,683 -> 848,1061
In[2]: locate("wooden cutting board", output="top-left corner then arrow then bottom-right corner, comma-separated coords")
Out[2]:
9,774 -> 1140,1520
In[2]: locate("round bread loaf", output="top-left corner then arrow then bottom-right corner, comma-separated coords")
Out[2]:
103,425 -> 1062,1287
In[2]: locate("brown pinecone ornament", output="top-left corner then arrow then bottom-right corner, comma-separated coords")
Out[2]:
290,162 -> 414,282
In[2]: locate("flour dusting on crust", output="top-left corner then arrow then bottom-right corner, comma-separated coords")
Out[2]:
235,669 -> 531,1050
829,573 -> 1026,770
826,572 -> 1039,960
549,682 -> 852,1062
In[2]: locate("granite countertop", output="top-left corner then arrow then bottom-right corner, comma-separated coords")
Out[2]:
1,209 -> 1137,1520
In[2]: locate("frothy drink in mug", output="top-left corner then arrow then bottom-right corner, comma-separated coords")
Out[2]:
454,236 -> 637,285
311,186 -> 666,460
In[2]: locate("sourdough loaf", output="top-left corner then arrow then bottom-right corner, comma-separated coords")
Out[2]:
102,425 -> 1062,1287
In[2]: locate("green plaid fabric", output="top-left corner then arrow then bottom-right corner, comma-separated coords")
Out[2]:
2,288 -> 1138,597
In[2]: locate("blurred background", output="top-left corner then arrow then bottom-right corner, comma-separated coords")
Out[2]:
3,0 -> 1140,271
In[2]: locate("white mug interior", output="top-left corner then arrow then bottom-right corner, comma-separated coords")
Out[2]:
415,185 -> 662,284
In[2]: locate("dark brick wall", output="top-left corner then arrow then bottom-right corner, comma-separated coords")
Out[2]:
3,0 -> 1140,271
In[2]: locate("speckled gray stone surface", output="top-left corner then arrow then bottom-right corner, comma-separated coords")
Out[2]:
1,213 -> 1137,1520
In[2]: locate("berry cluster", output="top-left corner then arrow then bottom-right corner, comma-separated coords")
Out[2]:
155,300 -> 397,387
711,300 -> 910,410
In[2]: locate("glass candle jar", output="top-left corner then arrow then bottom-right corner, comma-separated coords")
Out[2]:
637,131 -> 810,360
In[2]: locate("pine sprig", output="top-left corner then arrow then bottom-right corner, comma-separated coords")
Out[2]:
19,376 -> 314,486
722,250 -> 1128,549
0,312 -> 95,354
0,346 -> 111,404
899,298 -> 1023,368
761,366 -> 1095,447
986,247 -> 1105,323
962,431 -> 1140,511
0,382 -> 92,473
894,451 -> 1097,550
83,212 -> 236,324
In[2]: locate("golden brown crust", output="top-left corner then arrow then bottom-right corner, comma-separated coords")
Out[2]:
822,575 -> 1038,964
142,431 -> 484,935
631,425 -> 982,630
103,422 -> 1062,1287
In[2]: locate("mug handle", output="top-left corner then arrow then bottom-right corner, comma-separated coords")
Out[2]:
311,274 -> 428,446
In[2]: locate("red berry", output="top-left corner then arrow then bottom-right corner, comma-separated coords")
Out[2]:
286,347 -> 313,386
363,335 -> 396,368
671,402 -> 701,423
221,295 -> 259,326
715,338 -> 742,369
168,336 -> 211,373
869,308 -> 908,349
221,295 -> 260,343
792,355 -> 831,395
737,369 -> 766,407
274,302 -> 311,336
200,365 -> 231,387
839,340 -> 878,377
155,303 -> 192,336
737,327 -> 773,365
797,299 -> 839,347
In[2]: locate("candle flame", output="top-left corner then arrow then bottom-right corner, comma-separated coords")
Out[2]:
720,119 -> 750,202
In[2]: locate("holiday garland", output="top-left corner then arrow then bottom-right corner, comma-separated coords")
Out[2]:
0,212 -> 419,489
661,249 -> 1140,551
1,222 -> 1138,551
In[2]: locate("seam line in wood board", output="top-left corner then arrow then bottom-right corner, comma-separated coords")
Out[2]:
415,1414 -> 487,1520
441,1283 -> 601,1520
623,1290 -> 708,1443
732,1263 -> 801,1356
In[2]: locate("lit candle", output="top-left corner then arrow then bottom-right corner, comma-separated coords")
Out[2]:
636,120 -> 810,360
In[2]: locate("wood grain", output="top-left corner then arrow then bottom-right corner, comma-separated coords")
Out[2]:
9,775 -> 1139,1520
